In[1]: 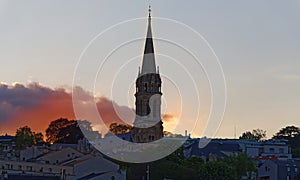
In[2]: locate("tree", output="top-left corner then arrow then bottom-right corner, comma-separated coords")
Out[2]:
46,118 -> 100,144
45,118 -> 72,143
15,126 -> 35,148
109,122 -> 132,135
273,126 -> 300,139
15,126 -> 44,148
78,120 -> 101,141
56,121 -> 84,144
33,132 -> 44,144
273,126 -> 300,158
197,153 -> 257,180
239,129 -> 266,141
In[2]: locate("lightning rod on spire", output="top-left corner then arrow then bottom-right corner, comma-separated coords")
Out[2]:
148,5 -> 151,18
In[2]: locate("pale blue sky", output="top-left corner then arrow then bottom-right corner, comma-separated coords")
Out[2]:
1,0 -> 300,138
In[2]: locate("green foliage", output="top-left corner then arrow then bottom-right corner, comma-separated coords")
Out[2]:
15,126 -> 44,148
118,147 -> 257,180
200,153 -> 257,180
239,129 -> 266,141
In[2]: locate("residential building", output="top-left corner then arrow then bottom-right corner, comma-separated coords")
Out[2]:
183,138 -> 292,162
258,160 -> 300,180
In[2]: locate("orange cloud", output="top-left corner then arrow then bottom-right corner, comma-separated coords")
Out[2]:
162,113 -> 175,122
0,83 -> 75,135
0,83 -> 134,135
0,82 -> 176,136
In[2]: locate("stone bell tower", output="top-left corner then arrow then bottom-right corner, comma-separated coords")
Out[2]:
132,7 -> 164,143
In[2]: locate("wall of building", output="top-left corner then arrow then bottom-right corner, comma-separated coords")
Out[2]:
0,160 -> 73,177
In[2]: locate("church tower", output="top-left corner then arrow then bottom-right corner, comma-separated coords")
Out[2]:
132,7 -> 164,143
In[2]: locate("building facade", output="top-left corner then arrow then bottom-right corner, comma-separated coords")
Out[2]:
132,7 -> 164,143
184,138 -> 292,162
258,160 -> 300,180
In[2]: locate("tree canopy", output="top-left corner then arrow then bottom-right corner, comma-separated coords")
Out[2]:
239,129 -> 266,141
273,125 -> 300,158
109,122 -> 132,135
120,146 -> 257,180
15,126 -> 44,148
273,125 -> 300,139
45,118 -> 100,144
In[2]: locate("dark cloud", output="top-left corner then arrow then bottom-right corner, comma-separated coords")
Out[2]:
0,83 -> 53,122
0,82 -> 174,135
0,83 -> 134,135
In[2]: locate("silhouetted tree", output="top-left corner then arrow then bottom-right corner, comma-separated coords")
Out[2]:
109,122 -> 132,135
46,118 -> 100,144
33,132 -> 44,144
46,118 -> 71,143
78,120 -> 101,141
273,125 -> 300,139
15,126 -> 44,148
273,126 -> 300,158
239,129 -> 266,141
56,121 -> 83,144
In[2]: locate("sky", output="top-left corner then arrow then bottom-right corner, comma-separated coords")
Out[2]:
0,0 -> 300,138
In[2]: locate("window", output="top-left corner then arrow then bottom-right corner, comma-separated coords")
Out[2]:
148,136 -> 154,141
269,148 -> 275,153
49,168 -> 52,173
287,167 -> 290,172
265,166 -> 269,172
26,166 -> 32,171
259,148 -> 264,154
279,148 -> 284,154
295,168 -> 298,172
18,165 -> 22,170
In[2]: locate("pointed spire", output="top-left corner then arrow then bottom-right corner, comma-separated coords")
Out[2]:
141,6 -> 156,75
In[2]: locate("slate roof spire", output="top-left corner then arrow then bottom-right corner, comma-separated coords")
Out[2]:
141,6 -> 156,75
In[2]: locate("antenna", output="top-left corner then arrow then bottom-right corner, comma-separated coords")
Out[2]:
138,66 -> 141,76
234,125 -> 237,139
148,5 -> 151,17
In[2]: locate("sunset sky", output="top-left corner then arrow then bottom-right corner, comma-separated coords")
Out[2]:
0,1 -> 300,138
